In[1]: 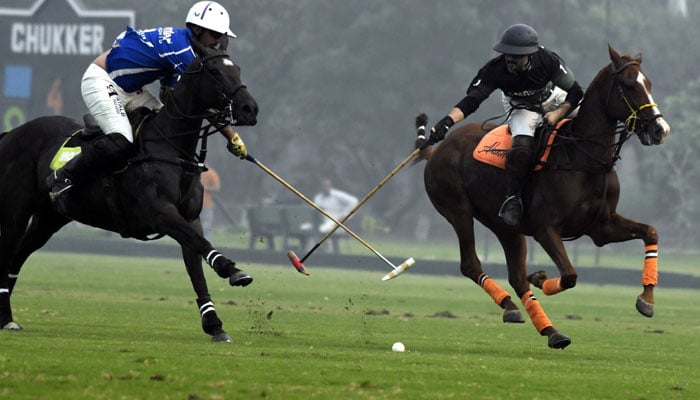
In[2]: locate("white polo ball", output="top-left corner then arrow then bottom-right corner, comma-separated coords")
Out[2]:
391,342 -> 405,352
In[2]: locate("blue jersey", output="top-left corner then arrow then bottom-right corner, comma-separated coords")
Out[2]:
106,26 -> 196,93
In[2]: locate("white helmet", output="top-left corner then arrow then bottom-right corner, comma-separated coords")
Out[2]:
186,1 -> 236,38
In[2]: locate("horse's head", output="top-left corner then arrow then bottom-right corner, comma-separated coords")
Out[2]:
178,39 -> 258,126
606,45 -> 670,145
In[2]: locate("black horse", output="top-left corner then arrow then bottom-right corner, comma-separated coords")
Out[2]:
0,40 -> 258,342
418,46 -> 670,348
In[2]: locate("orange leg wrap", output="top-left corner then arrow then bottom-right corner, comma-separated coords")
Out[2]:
520,290 -> 552,334
478,274 -> 510,306
642,244 -> 658,286
542,278 -> 565,295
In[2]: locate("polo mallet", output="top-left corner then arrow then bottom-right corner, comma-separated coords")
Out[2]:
287,147 -> 421,277
380,113 -> 428,281
245,154 -> 414,280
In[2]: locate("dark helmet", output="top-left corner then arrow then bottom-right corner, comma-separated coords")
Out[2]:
493,24 -> 540,55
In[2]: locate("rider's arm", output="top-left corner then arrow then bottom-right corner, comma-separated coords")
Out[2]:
454,70 -> 497,124
546,69 -> 583,125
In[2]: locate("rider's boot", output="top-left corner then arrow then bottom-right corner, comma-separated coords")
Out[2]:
47,153 -> 92,201
498,135 -> 534,226
47,132 -> 135,201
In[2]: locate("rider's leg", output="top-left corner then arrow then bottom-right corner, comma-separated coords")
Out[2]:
498,135 -> 533,226
47,63 -> 136,198
47,133 -> 137,197
499,98 -> 538,226
499,135 -> 534,225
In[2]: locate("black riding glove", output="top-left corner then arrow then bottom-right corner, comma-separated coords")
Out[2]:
429,116 -> 455,143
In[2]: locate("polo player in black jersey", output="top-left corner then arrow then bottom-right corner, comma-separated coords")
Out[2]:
426,23 -> 584,226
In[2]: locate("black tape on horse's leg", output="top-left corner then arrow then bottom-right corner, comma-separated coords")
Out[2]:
204,249 -> 253,287
205,250 -> 234,277
197,298 -> 231,342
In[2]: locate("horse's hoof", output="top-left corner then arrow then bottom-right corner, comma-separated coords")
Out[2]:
547,332 -> 571,349
527,270 -> 548,288
211,333 -> 232,343
2,322 -> 23,331
229,271 -> 253,287
503,309 -> 525,323
636,296 -> 654,318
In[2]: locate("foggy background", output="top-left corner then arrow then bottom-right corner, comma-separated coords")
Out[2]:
4,0 -> 698,249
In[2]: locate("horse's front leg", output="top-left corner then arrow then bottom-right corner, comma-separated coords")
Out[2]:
158,206 -> 252,287
181,245 -> 232,342
587,213 -> 658,317
530,226 -> 578,295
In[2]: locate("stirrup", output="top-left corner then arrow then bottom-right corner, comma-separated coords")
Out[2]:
498,195 -> 523,226
47,171 -> 74,201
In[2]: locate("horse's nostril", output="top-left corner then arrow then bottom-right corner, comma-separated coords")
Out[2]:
250,103 -> 259,117
245,104 -> 259,117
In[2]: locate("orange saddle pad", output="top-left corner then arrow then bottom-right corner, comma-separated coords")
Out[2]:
472,119 -> 568,171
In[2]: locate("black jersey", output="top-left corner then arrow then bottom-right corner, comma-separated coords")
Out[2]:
456,47 -> 582,116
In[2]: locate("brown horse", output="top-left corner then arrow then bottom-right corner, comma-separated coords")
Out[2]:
418,45 -> 670,349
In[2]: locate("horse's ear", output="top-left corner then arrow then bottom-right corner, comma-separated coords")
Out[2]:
218,35 -> 229,52
608,44 -> 623,68
635,53 -> 643,63
190,37 -> 209,58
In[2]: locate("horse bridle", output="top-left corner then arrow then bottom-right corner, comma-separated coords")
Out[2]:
167,53 -> 247,123
154,53 -> 248,166
609,61 -> 663,134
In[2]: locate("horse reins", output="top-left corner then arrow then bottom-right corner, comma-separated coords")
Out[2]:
551,60 -> 660,173
558,60 -> 659,239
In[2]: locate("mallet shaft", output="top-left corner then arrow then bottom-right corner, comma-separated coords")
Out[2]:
299,148 -> 421,263
246,155 -> 402,270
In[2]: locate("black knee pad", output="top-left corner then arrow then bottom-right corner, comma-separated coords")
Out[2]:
505,136 -> 534,178
82,133 -> 137,169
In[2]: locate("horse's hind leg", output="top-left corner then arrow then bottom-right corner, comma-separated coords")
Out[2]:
1,210 -> 34,329
181,246 -> 231,342
8,211 -> 70,294
0,210 -> 68,330
451,216 -> 523,323
587,213 -> 658,317
498,231 -> 571,349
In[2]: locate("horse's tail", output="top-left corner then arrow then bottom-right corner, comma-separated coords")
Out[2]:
412,112 -> 433,164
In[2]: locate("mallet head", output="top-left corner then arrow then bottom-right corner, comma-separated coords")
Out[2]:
381,257 -> 415,281
287,250 -> 310,275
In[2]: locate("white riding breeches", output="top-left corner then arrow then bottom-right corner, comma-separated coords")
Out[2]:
81,64 -> 163,143
501,87 -> 576,137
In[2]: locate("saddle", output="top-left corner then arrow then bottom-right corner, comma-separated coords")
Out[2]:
472,119 -> 569,171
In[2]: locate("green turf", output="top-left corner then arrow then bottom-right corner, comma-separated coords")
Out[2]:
1,252 -> 698,399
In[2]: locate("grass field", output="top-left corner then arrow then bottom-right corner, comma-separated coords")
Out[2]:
1,251 -> 698,399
